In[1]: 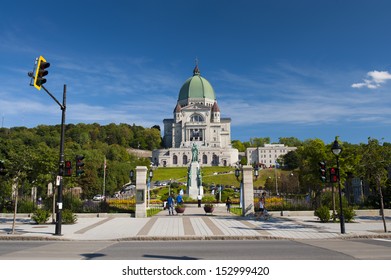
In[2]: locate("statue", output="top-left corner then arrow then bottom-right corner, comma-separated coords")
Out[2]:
191,143 -> 198,162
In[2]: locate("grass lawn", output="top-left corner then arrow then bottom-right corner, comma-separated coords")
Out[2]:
152,166 -> 289,188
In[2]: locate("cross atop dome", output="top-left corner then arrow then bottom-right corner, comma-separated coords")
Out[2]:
193,57 -> 200,76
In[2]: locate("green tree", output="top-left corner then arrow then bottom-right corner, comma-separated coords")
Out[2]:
359,138 -> 390,232
282,151 -> 300,170
296,138 -> 329,208
249,137 -> 270,147
279,137 -> 302,147
232,140 -> 246,152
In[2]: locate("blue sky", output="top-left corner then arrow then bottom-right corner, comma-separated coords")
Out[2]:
1,0 -> 391,145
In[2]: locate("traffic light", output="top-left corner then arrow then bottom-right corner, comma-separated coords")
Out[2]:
33,56 -> 50,90
329,167 -> 339,183
64,161 -> 72,177
75,155 -> 85,176
318,161 -> 327,182
0,160 -> 6,176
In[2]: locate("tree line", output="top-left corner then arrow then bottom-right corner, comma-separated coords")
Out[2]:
0,123 -> 161,203
1,124 -> 390,210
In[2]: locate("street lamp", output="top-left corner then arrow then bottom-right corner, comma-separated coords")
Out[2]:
331,136 -> 345,234
130,170 -> 134,183
148,169 -> 153,207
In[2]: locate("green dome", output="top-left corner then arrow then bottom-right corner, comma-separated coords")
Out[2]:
178,66 -> 216,102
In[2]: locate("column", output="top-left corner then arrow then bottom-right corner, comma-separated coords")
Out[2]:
242,165 -> 255,216
135,166 -> 147,218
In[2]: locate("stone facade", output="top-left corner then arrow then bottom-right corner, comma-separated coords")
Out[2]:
246,144 -> 297,168
152,65 -> 238,167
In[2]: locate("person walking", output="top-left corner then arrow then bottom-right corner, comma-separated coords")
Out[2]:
256,192 -> 267,220
167,194 -> 175,215
176,192 -> 183,205
226,197 -> 232,213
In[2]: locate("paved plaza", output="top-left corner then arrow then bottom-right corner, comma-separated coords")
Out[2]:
0,205 -> 390,241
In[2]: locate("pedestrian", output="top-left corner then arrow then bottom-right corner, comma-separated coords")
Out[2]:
226,197 -> 232,213
256,192 -> 267,220
197,194 -> 202,207
176,193 -> 183,205
167,194 -> 175,215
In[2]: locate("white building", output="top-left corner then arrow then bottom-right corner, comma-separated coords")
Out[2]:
152,65 -> 238,167
246,144 -> 297,168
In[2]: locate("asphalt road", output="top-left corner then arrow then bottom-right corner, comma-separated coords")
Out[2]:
0,239 -> 390,260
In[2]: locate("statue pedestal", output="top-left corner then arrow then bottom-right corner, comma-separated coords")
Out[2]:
187,161 -> 203,200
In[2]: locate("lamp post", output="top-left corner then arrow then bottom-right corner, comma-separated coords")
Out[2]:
235,166 -> 242,208
331,137 -> 345,234
130,170 -> 134,183
147,169 -> 153,208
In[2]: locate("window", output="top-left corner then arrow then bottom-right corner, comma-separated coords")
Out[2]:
212,155 -> 219,166
190,114 -> 204,122
190,129 -> 203,141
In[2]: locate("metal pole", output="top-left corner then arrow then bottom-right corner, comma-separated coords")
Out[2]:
274,164 -> 278,195
54,85 -> 66,236
103,156 -> 106,198
336,156 -> 345,234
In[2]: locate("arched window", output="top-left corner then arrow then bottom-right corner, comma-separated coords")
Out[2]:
173,155 -> 178,165
212,154 -> 219,166
202,154 -> 208,164
183,155 -> 188,165
190,114 -> 204,123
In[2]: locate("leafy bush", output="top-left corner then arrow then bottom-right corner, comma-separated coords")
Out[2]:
202,195 -> 215,203
314,205 -> 330,223
62,209 -> 77,224
31,209 -> 50,224
337,206 -> 356,223
82,200 -> 100,213
17,199 -> 34,213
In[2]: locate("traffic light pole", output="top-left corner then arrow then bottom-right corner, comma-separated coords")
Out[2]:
28,59 -> 66,235
41,84 -> 66,236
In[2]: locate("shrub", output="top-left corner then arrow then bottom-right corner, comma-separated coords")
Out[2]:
314,205 -> 330,223
338,206 -> 356,223
202,195 -> 215,203
82,200 -> 100,213
62,209 -> 77,224
17,199 -> 34,213
31,209 -> 50,224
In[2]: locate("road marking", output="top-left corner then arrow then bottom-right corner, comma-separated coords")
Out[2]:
373,238 -> 391,242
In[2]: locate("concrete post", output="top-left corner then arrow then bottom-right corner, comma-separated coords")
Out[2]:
135,166 -> 147,218
242,165 -> 255,216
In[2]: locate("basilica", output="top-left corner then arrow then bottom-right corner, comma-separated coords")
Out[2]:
152,65 -> 238,167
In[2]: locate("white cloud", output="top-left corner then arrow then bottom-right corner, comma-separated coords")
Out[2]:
352,70 -> 391,89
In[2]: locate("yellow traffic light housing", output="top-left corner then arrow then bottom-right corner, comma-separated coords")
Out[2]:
33,56 -> 50,90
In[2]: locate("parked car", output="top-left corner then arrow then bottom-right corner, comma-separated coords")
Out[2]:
93,194 -> 105,201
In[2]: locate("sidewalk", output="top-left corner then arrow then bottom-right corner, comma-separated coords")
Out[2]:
0,206 -> 390,241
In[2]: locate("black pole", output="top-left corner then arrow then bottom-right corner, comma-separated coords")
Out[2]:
54,84 -> 66,236
336,156 -> 345,234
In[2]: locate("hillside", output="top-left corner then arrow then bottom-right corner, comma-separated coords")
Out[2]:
152,166 -> 290,189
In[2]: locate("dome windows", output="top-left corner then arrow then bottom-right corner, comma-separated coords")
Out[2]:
190,114 -> 204,123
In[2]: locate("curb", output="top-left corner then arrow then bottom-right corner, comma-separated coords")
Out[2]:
1,233 -> 390,242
